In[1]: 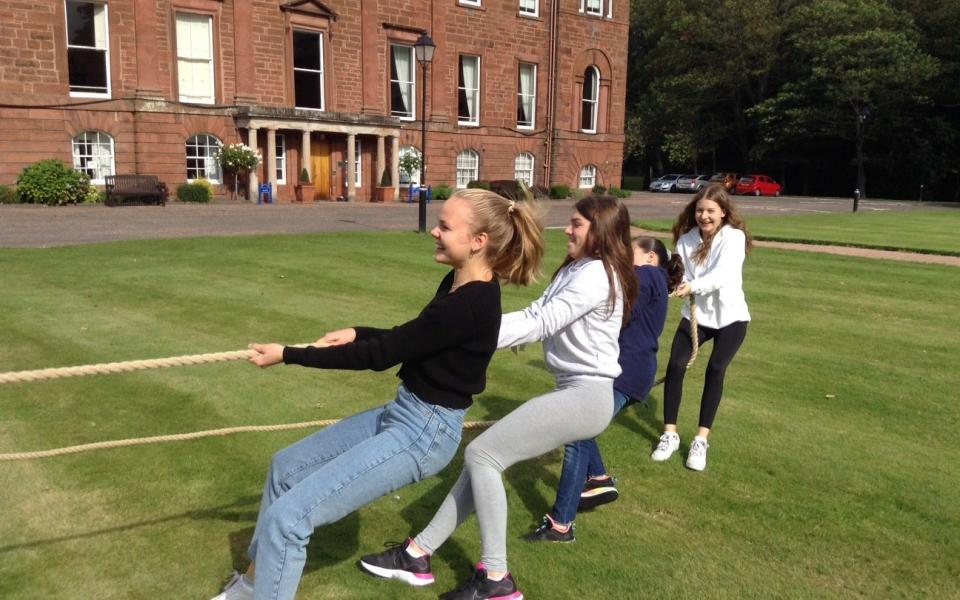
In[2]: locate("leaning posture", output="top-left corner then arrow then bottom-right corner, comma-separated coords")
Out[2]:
652,184 -> 752,471
210,189 -> 544,600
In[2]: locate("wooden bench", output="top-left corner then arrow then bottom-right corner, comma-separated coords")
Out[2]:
104,175 -> 168,206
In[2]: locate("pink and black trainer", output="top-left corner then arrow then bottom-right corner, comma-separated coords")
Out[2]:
438,564 -> 524,600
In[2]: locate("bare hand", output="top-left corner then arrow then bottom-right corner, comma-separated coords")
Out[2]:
248,343 -> 285,368
674,282 -> 692,298
316,328 -> 356,347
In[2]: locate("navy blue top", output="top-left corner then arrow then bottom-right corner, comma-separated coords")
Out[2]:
613,265 -> 669,401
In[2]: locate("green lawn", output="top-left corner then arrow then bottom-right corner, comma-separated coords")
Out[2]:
635,208 -> 960,255
1,231 -> 958,599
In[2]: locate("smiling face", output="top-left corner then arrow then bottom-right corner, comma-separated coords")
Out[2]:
695,198 -> 727,237
564,210 -> 592,260
431,196 -> 481,267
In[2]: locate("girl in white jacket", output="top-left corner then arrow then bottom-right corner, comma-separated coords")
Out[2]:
651,185 -> 753,471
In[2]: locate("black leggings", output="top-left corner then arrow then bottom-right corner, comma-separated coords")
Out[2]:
663,318 -> 748,429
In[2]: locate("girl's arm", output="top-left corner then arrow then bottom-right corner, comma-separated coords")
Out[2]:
497,262 -> 609,349
687,229 -> 745,295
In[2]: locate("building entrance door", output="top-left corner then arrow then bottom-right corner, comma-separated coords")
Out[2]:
311,138 -> 331,200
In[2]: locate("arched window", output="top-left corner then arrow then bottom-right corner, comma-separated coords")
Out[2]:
72,131 -> 115,183
185,134 -> 222,182
399,145 -> 422,186
456,149 -> 480,188
581,66 -> 599,133
579,164 -> 597,188
514,152 -> 535,187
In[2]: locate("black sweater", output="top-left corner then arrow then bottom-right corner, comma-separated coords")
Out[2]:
282,271 -> 501,409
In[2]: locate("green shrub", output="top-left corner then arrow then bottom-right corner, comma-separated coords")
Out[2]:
193,178 -> 215,199
466,180 -> 490,190
433,183 -> 453,200
300,168 -> 311,183
16,160 -> 90,205
549,184 -> 571,199
570,188 -> 586,201
83,185 -> 105,204
379,169 -> 391,187
0,184 -> 21,204
530,184 -> 550,200
607,185 -> 630,198
592,184 -> 607,195
176,182 -> 212,203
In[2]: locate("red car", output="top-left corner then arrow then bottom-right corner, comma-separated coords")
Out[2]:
735,174 -> 782,196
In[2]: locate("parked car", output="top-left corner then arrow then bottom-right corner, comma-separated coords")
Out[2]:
676,174 -> 711,193
708,172 -> 739,192
648,174 -> 684,193
735,174 -> 782,196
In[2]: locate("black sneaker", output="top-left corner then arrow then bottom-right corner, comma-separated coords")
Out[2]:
358,538 -> 434,587
439,565 -> 524,600
521,515 -> 575,543
578,475 -> 619,511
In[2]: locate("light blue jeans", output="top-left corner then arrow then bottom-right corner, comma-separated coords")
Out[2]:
247,384 -> 464,600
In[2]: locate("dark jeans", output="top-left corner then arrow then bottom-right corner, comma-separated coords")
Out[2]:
550,389 -> 632,525
663,318 -> 748,429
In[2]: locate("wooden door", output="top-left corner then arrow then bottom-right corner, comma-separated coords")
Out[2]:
311,139 -> 330,200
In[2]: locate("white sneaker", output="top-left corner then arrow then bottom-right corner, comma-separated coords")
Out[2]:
211,571 -> 254,600
651,432 -> 680,461
685,437 -> 709,471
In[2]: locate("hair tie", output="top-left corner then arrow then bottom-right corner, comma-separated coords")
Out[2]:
507,200 -> 516,214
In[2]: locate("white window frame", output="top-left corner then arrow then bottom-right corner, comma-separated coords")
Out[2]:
514,152 -> 535,187
175,12 -> 215,104
389,44 -> 416,121
293,29 -> 325,111
582,0 -> 602,16
354,138 -> 362,188
581,65 -> 599,134
579,164 -> 597,188
399,145 -> 421,187
459,0 -> 482,7
456,149 -> 479,189
185,134 -> 222,183
65,1 -> 111,98
519,0 -> 538,18
458,55 -> 481,127
72,131 -> 115,183
275,134 -> 286,184
517,62 -> 537,130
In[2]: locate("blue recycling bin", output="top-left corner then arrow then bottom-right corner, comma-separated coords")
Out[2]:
258,182 -> 273,204
407,184 -> 432,203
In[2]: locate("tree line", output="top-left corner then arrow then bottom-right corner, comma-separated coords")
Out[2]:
624,0 -> 959,200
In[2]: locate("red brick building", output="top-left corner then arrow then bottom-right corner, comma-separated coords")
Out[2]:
0,0 -> 628,202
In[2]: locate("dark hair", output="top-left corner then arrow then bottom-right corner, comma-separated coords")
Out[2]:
555,195 -> 638,326
672,184 -> 753,264
634,236 -> 684,293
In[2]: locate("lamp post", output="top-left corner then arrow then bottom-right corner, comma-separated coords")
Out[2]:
414,33 -> 435,234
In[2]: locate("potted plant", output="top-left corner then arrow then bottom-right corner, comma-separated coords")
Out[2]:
293,167 -> 310,203
216,143 -> 262,201
399,153 -> 422,201
375,169 -> 395,203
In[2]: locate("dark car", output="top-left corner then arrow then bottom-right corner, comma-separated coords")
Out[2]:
708,172 -> 739,192
735,174 -> 782,197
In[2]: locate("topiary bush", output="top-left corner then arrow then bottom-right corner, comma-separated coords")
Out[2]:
177,182 -> 212,203
466,180 -> 491,190
0,184 -> 22,204
16,159 -> 90,205
433,183 -> 453,200
592,184 -> 607,195
549,184 -> 571,199
607,185 -> 630,198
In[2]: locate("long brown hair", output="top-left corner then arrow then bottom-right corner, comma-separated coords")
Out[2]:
456,188 -> 545,286
671,184 -> 752,264
555,195 -> 638,326
634,236 -> 684,293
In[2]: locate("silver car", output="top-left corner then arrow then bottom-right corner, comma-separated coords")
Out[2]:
676,174 -> 710,193
648,174 -> 684,192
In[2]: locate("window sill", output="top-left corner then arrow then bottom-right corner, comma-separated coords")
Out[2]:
518,11 -> 540,20
457,121 -> 480,127
517,124 -> 535,131
70,91 -> 111,99
180,97 -> 216,105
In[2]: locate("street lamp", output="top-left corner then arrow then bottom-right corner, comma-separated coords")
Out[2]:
414,33 -> 435,234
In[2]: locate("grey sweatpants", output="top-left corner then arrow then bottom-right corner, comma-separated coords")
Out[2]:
414,378 -> 614,573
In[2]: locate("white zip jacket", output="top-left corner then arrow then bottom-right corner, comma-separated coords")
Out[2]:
498,258 -> 623,384
676,225 -> 751,329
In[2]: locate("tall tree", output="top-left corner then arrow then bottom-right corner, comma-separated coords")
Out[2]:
751,0 -> 939,197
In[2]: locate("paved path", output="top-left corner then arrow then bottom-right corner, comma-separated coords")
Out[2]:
1,193 -> 955,266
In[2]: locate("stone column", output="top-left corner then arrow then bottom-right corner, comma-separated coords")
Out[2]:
346,133 -> 357,201
266,129 -> 277,197
247,127 -> 259,202
301,130 -> 312,183
391,136 -> 400,197
376,135 -> 385,187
